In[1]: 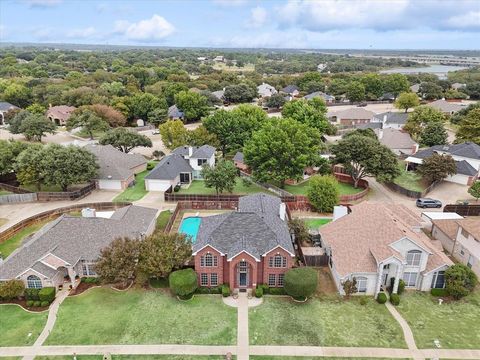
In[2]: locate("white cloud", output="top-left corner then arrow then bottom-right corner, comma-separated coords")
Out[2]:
66,26 -> 96,39
446,11 -> 480,29
24,0 -> 62,8
213,0 -> 247,6
114,14 -> 175,42
246,6 -> 267,28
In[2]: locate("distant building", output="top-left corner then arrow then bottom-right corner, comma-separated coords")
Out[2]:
257,83 -> 277,98
328,108 -> 376,126
213,56 -> 225,62
47,105 -> 76,126
451,83 -> 466,90
168,105 -> 184,121
0,101 -> 20,125
303,91 -> 335,104
317,63 -> 327,72
370,111 -> 409,130
426,99 -> 466,115
375,128 -> 418,156
281,85 -> 300,97
410,84 -> 420,93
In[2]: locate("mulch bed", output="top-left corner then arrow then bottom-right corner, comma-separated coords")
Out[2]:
0,298 -> 48,312
69,282 -> 98,296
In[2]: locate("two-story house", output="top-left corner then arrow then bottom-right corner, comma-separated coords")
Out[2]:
320,203 -> 452,297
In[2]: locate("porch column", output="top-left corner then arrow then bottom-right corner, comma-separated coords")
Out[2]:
392,264 -> 403,294
67,267 -> 77,289
374,264 -> 384,297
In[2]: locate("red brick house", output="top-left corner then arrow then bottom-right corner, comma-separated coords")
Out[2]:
192,194 -> 295,290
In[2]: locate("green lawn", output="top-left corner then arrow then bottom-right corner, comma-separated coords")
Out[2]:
0,190 -> 12,195
0,305 -> 47,346
178,178 -> 270,195
113,170 -> 149,202
156,210 -> 172,231
0,219 -> 52,258
393,162 -> 426,192
396,291 -> 480,349
249,296 -> 406,348
45,288 -> 237,345
149,277 -> 169,288
304,218 -> 332,229
251,358 -> 408,360
284,179 -> 363,196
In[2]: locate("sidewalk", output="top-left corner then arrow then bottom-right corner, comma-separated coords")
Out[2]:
237,292 -> 249,360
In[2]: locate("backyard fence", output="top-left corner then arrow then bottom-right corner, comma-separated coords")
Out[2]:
0,182 -> 96,203
384,180 -> 440,199
0,193 -> 38,204
444,204 -> 480,217
0,201 -> 131,244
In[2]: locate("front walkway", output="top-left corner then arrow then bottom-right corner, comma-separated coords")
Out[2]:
237,292 -> 249,360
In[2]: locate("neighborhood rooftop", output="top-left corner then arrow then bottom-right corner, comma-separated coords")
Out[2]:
145,153 -> 193,181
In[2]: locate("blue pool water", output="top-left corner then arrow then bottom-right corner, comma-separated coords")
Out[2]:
179,217 -> 202,243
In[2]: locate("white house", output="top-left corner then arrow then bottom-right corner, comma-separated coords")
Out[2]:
370,111 -> 409,130
145,145 -> 216,192
257,83 -> 277,98
320,203 -> 452,297
405,143 -> 480,186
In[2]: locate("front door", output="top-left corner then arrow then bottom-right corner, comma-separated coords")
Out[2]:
238,261 -> 248,288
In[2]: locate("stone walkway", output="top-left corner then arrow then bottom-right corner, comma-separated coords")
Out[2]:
236,292 -> 249,360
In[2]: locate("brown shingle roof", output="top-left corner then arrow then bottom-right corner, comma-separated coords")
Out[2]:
432,219 -> 460,240
459,217 -> 480,240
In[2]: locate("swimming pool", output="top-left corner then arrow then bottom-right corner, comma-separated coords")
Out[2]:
179,217 -> 202,243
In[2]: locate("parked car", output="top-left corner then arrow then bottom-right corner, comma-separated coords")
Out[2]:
357,102 -> 368,107
416,198 -> 442,208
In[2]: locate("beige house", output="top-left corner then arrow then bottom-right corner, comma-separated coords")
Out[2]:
47,105 -> 76,125
432,217 -> 480,277
320,203 -> 453,297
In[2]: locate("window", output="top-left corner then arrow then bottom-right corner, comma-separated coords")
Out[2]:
461,227 -> 469,238
197,159 -> 207,166
179,173 -> 190,184
81,261 -> 96,276
27,275 -> 42,289
201,253 -> 217,267
277,274 -> 285,287
268,274 -> 276,287
200,273 -> 208,286
270,255 -> 287,268
356,277 -> 368,293
460,246 -> 465,256
403,272 -> 418,287
210,273 -> 218,286
406,250 -> 422,266
431,271 -> 446,289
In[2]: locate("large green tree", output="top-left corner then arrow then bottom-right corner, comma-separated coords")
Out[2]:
18,113 -> 56,142
404,106 -> 446,139
445,264 -> 478,300
201,160 -> 237,195
159,120 -> 189,150
384,74 -> 409,99
138,232 -> 192,279
394,92 -> 420,112
417,153 -> 456,184
99,128 -> 152,153
15,144 -> 46,190
455,108 -> 480,145
223,83 -> 257,103
419,122 -> 448,147
0,140 -> 28,175
243,118 -> 321,187
174,91 -> 210,121
346,81 -> 366,102
125,93 -> 167,122
67,109 -> 109,139
281,98 -> 330,133
419,82 -> 444,100
307,175 -> 339,213
332,135 -> 400,188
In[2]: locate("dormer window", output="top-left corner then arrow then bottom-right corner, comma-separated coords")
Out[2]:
406,250 -> 421,266
197,159 -> 207,166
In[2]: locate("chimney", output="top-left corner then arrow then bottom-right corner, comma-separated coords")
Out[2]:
188,146 -> 193,157
279,203 -> 286,221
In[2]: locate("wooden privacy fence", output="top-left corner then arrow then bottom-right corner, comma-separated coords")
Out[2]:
384,180 -> 440,199
0,193 -> 38,204
0,182 -> 96,203
0,201 -> 131,244
444,204 -> 480,217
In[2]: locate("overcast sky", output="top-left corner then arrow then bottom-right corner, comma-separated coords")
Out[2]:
1,0 -> 479,49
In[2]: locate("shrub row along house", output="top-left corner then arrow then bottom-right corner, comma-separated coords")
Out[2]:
145,145 -> 215,192
191,194 -> 295,290
0,206 -> 157,290
319,202 -> 453,296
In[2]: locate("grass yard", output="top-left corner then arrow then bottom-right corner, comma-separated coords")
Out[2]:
35,357 -> 227,360
249,296 -> 406,348
396,291 -> 480,349
0,190 -> 12,195
0,219 -> 52,258
155,210 -> 172,231
113,170 -> 148,202
251,358 -> 408,360
284,179 -> 363,196
149,277 -> 169,288
393,162 -> 426,192
178,178 -> 270,195
304,218 -> 332,229
45,288 -> 237,345
0,305 -> 47,346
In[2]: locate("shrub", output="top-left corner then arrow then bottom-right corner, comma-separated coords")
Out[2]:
26,300 -> 34,307
359,296 -> 368,305
82,277 -> 100,284
259,284 -> 269,294
147,163 -> 155,170
0,280 -> 25,300
210,286 -> 222,294
398,279 -> 406,295
284,268 -> 317,300
306,175 -> 340,213
33,300 -> 41,307
38,287 -> 56,303
222,284 -> 231,297
195,287 -> 211,294
390,293 -> 400,306
169,268 -> 197,299
174,185 -> 181,192
269,287 -> 286,295
40,301 -> 50,307
445,264 -> 478,299
342,278 -> 357,298
377,292 -> 387,304
24,288 -> 40,301
431,288 -> 449,297
255,287 -> 263,298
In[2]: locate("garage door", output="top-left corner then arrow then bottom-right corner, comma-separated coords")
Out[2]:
145,180 -> 171,192
98,180 -> 122,190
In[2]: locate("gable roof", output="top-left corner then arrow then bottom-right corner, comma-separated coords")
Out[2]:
46,105 -> 76,120
456,160 -> 478,176
257,83 -> 277,97
168,105 -> 184,119
378,128 -> 417,150
373,111 -> 409,125
233,151 -> 244,162
0,205 -> 157,280
85,144 -> 146,181
319,202 -> 452,277
172,145 -> 215,159
145,153 -> 193,181
426,100 -> 466,113
192,194 -> 294,260
212,90 -> 225,100
432,219 -> 460,240
412,143 -> 480,161
303,91 -> 335,101
281,85 -> 299,94
459,217 -> 480,240
0,101 -> 19,112
330,108 -> 376,120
